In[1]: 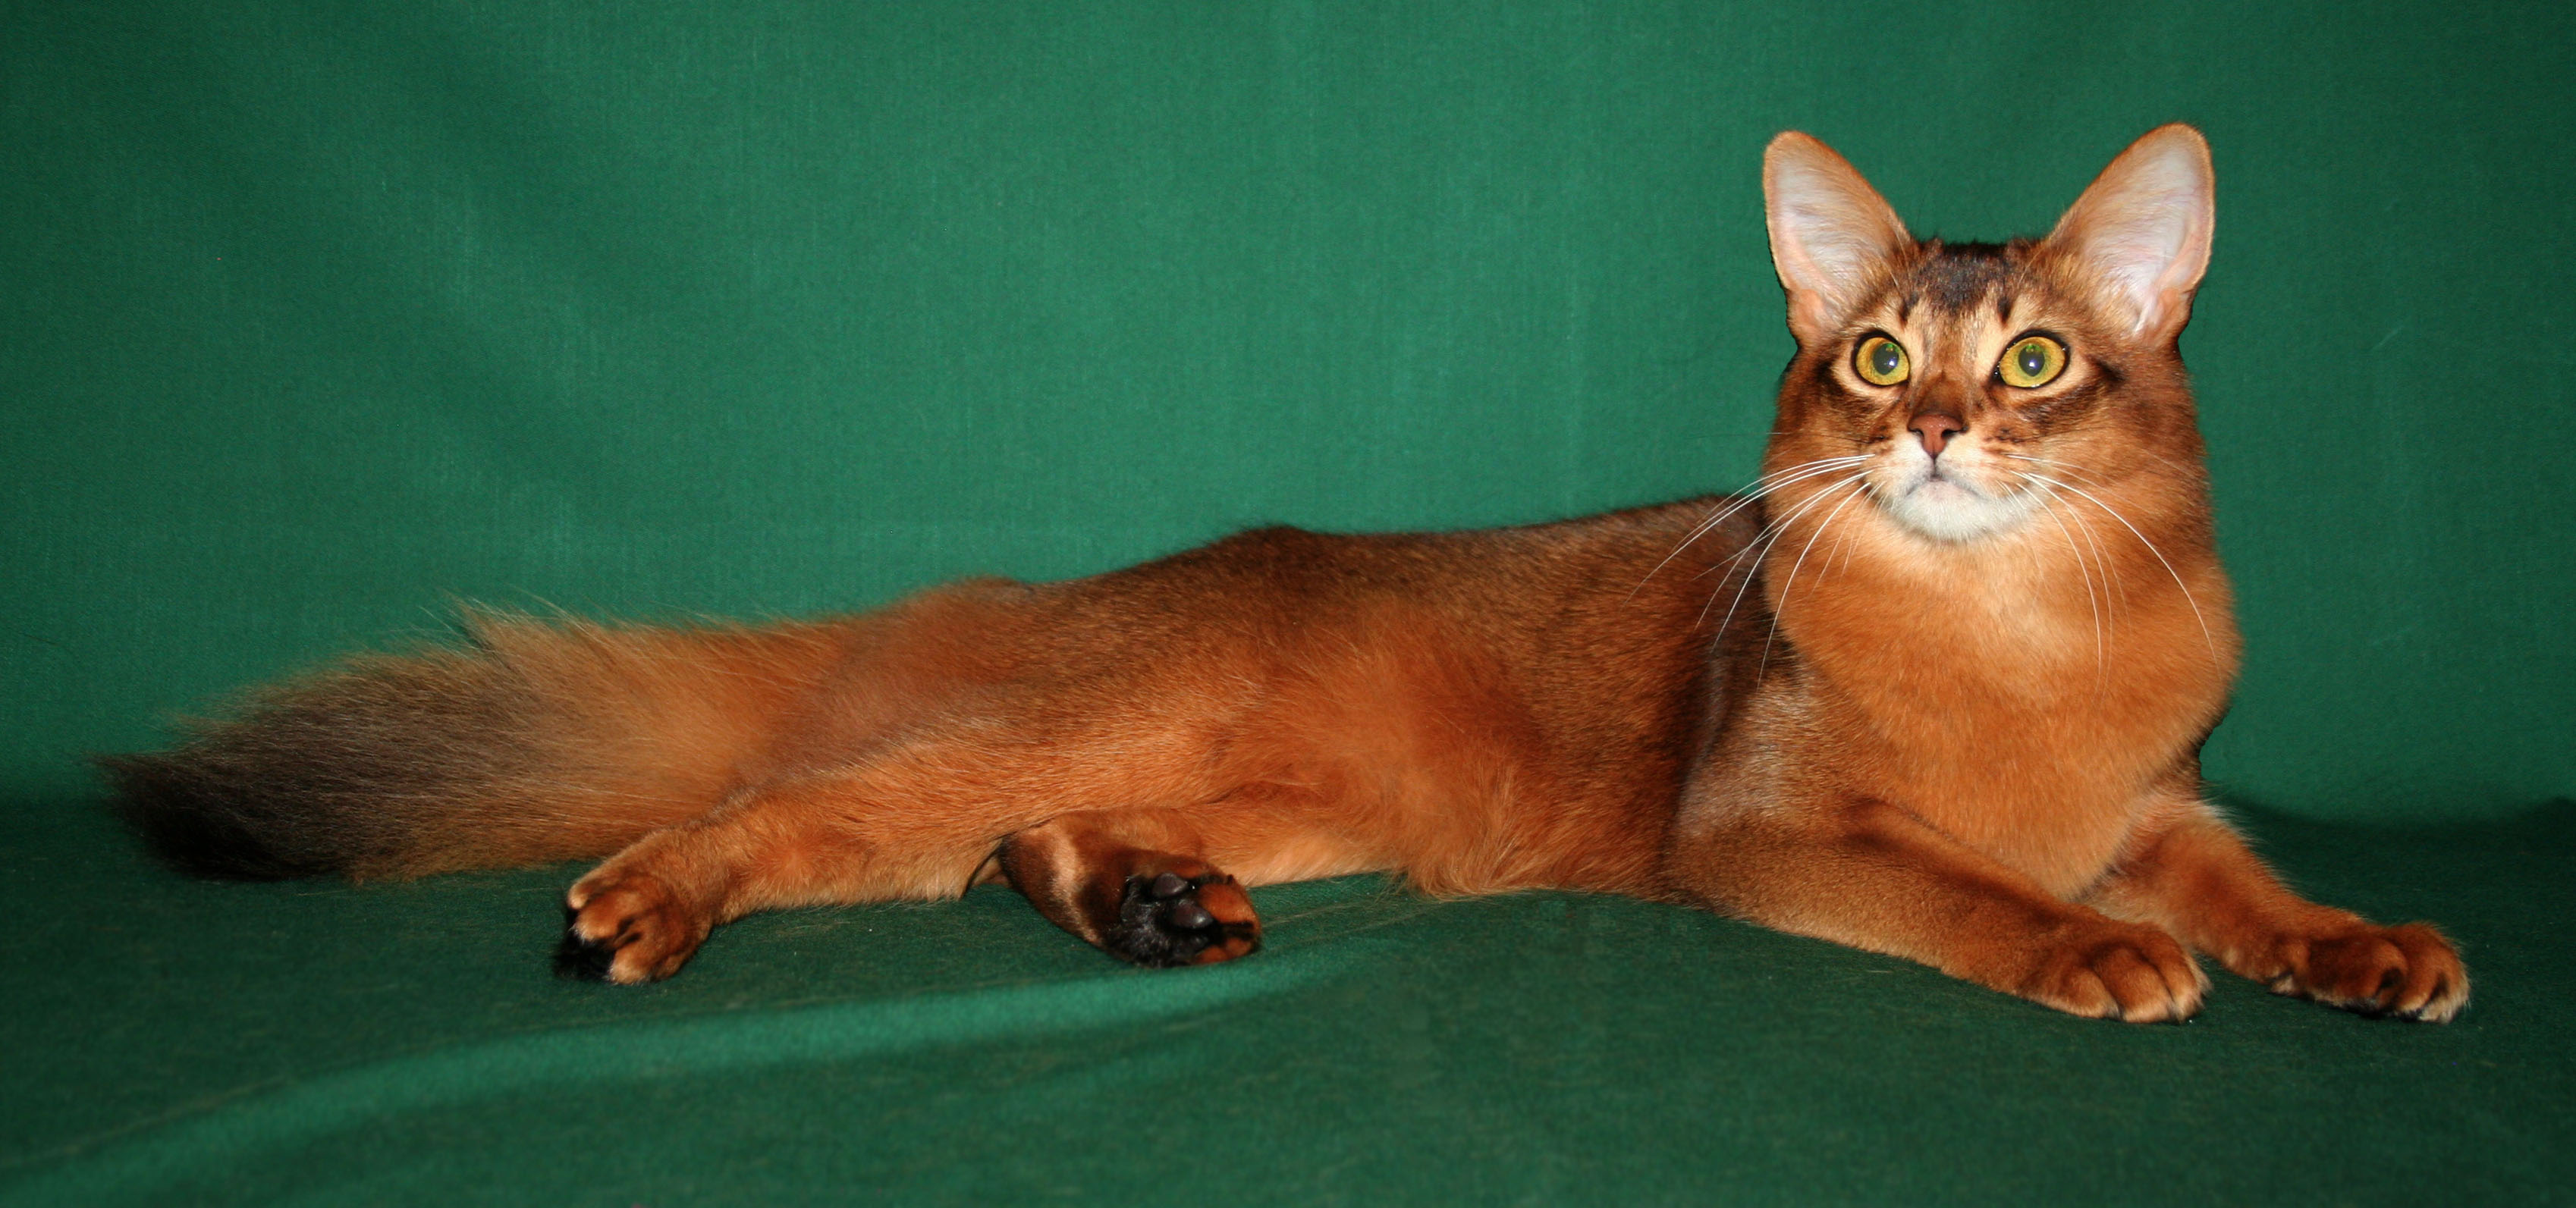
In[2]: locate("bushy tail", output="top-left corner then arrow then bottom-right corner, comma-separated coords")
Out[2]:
97,613 -> 849,880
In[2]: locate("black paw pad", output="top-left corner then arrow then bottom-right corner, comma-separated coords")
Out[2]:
1107,872 -> 1249,968
553,907 -> 616,981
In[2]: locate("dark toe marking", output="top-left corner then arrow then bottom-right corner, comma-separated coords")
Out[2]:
1107,872 -> 1254,968
554,911 -> 617,981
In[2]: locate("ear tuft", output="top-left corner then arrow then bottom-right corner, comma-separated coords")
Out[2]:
1764,132 -> 1912,345
2044,124 -> 2214,341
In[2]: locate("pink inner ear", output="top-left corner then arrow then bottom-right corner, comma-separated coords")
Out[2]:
1764,133 -> 1911,336
2049,128 -> 2214,337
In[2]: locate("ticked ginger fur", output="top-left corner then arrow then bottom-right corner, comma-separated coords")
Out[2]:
102,125 -> 2467,1022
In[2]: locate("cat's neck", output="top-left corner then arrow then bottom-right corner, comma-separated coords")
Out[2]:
1778,498 -> 2232,695
1742,488 -> 2235,890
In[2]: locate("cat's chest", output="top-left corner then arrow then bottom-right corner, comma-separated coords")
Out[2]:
1783,551 -> 2110,698
1773,552 -> 2229,890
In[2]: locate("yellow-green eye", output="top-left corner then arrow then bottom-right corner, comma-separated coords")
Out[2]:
1998,336 -> 2068,388
1854,336 -> 1909,386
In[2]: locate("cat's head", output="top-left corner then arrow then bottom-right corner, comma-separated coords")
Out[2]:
1758,125 -> 2214,544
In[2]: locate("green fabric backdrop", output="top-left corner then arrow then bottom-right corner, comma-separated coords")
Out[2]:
7,0 -> 2569,820
5,2 -> 2571,1204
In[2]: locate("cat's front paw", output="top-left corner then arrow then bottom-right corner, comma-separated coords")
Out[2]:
2015,918 -> 2207,1023
558,865 -> 715,984
2256,922 -> 2468,1022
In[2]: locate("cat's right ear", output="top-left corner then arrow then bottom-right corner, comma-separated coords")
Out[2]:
1764,132 -> 1912,346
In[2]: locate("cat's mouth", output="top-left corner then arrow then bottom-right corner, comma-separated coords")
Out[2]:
1902,460 -> 1990,500
1916,467 -> 2008,506
1875,459 -> 2044,542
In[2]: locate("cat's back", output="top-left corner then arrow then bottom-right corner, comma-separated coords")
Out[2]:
1088,493 -> 1751,621
953,494 -> 1760,751
1104,494 -> 1761,765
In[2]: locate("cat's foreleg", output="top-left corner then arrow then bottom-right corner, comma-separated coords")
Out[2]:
2084,798 -> 2469,1021
1665,795 -> 2208,1021
997,812 -> 1261,968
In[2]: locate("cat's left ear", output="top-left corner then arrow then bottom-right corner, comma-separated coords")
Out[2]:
2043,124 -> 2214,343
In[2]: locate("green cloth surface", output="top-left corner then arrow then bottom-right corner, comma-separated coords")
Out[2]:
7,0 -> 2574,1203
3,804 -> 2571,1205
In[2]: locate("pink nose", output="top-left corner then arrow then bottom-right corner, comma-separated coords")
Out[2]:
1908,412 -> 1965,457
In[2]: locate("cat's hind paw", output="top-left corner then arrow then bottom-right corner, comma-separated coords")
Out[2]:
1107,870 -> 1261,968
556,867 -> 715,984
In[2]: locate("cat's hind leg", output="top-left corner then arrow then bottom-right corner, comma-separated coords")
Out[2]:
998,813 -> 1261,968
554,723 -> 1255,982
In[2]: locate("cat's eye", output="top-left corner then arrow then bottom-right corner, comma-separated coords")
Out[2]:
1997,336 -> 2068,388
1854,336 -> 1909,387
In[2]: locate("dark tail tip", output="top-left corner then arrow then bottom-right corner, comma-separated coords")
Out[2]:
93,752 -> 337,880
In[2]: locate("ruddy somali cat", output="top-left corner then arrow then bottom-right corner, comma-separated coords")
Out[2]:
103,125 -> 2468,1023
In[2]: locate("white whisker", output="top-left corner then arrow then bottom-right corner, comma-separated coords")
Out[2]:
2015,469 -> 2216,654
1676,457 -> 1870,546
1758,481 -> 1869,679
1631,457 -> 1869,597
1702,472 -> 1867,637
1690,463 -> 1877,588
2031,488 -> 2107,686
2009,456 -> 2135,613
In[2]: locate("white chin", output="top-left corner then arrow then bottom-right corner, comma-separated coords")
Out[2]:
1879,478 -> 2041,542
